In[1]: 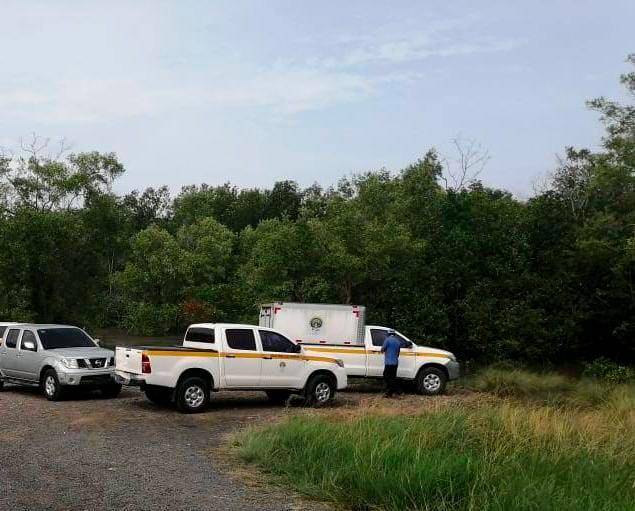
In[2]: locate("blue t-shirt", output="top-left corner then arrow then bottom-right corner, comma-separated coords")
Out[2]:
381,335 -> 401,366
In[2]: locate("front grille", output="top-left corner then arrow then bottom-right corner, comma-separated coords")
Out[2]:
89,358 -> 107,369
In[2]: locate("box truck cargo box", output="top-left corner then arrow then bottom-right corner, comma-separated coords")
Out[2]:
259,302 -> 366,345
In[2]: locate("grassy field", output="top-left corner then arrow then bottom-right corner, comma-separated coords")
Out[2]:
235,370 -> 635,511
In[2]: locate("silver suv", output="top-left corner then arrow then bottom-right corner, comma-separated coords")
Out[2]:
0,324 -> 121,400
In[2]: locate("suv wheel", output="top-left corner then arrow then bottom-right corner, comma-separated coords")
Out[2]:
42,369 -> 64,401
415,367 -> 447,396
305,374 -> 336,407
176,376 -> 209,413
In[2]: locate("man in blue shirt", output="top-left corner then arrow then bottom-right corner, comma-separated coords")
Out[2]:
381,329 -> 401,397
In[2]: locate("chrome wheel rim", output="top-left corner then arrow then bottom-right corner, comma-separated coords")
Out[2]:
45,376 -> 56,396
184,385 -> 205,408
423,374 -> 441,392
314,382 -> 331,403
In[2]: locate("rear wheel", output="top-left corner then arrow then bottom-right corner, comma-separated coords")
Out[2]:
144,385 -> 173,406
305,374 -> 336,407
415,367 -> 447,396
99,384 -> 122,399
175,377 -> 209,413
265,390 -> 291,405
42,369 -> 64,401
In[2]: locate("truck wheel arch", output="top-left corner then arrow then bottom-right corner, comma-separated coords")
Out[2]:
39,365 -> 55,383
305,369 -> 337,389
416,363 -> 449,381
176,368 -> 215,390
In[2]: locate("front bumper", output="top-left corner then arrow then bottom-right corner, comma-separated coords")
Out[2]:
446,361 -> 460,380
57,368 -> 117,386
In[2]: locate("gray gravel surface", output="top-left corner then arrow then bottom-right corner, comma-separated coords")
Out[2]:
0,384 -> 332,511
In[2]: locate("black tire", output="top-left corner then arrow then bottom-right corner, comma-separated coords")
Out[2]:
175,376 -> 210,413
415,366 -> 447,396
42,369 -> 64,401
265,390 -> 291,405
304,373 -> 336,407
99,383 -> 122,399
144,385 -> 173,406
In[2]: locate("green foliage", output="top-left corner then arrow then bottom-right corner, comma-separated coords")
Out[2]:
583,358 -> 635,384
236,387 -> 635,511
0,55 -> 633,361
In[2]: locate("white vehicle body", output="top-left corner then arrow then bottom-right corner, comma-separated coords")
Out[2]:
260,303 -> 460,394
115,323 -> 347,412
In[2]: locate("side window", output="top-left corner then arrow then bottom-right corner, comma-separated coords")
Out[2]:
370,329 -> 388,347
394,333 -> 411,348
4,329 -> 20,349
225,329 -> 257,351
20,331 -> 38,352
260,331 -> 296,353
185,328 -> 215,344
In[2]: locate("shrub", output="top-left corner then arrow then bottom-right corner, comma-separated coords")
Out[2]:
582,357 -> 635,384
122,302 -> 179,336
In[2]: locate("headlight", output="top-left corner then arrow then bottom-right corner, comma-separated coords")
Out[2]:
61,358 -> 79,369
335,359 -> 345,368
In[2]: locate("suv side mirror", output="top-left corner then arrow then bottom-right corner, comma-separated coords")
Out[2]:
94,338 -> 101,346
23,340 -> 37,352
293,343 -> 302,353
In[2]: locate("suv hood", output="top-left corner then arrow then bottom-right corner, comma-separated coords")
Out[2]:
46,347 -> 114,359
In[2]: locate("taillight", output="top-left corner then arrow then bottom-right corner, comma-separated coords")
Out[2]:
142,353 -> 152,374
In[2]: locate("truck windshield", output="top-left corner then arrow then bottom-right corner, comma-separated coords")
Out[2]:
38,328 -> 96,349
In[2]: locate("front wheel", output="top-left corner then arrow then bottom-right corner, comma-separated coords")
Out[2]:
175,377 -> 210,413
42,369 -> 65,401
99,384 -> 122,399
305,374 -> 336,407
415,367 -> 447,396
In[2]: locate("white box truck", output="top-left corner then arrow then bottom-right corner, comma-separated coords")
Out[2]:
259,302 -> 460,395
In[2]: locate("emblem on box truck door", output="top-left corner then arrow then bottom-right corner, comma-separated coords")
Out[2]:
310,317 -> 323,329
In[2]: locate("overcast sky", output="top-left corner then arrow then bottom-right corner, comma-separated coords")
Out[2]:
1,1 -> 633,197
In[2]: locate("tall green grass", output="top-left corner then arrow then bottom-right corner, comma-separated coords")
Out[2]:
236,376 -> 635,510
465,367 -> 634,408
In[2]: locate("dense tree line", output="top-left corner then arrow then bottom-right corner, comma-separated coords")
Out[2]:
1,58 -> 633,363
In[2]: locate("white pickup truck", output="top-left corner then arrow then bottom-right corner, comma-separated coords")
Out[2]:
115,323 -> 347,413
260,302 -> 460,395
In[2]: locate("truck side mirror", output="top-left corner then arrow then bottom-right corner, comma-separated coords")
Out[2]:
293,343 -> 302,353
94,338 -> 101,346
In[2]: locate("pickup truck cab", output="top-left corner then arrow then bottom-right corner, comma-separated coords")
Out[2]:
0,324 -> 121,400
300,326 -> 460,395
115,323 -> 348,413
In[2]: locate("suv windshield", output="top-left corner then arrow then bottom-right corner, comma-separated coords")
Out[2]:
38,328 -> 95,349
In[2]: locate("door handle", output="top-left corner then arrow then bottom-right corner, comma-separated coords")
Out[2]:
263,356 -> 273,360
226,354 -> 236,359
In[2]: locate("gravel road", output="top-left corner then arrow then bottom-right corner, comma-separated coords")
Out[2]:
0,384 -> 332,511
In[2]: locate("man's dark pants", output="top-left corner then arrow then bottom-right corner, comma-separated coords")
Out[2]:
383,364 -> 398,397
